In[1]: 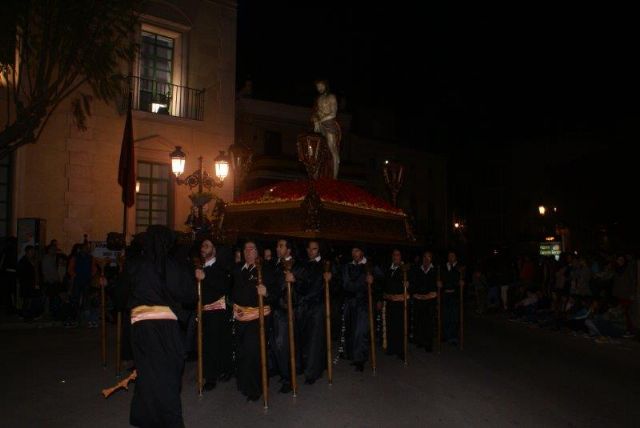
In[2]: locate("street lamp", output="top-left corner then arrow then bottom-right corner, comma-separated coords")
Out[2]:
170,146 -> 229,234
214,151 -> 230,181
170,146 -> 186,177
538,205 -> 546,216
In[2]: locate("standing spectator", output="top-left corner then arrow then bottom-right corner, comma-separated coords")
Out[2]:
612,255 -> 636,336
571,256 -> 592,297
1,237 -> 18,314
17,245 -> 42,321
41,244 -> 60,317
471,269 -> 488,314
68,242 -> 97,326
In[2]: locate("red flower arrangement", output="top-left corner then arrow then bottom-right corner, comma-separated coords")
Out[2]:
232,178 -> 404,215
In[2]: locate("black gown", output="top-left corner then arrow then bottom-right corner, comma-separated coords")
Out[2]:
341,262 -> 382,364
441,263 -> 461,342
231,264 -> 278,400
410,264 -> 437,350
383,265 -> 405,357
294,258 -> 326,381
201,259 -> 233,382
128,258 -> 195,428
269,259 -> 293,384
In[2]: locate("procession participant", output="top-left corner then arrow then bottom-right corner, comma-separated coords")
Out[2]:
128,225 -> 200,428
200,239 -> 233,390
288,240 -> 327,384
382,249 -> 407,359
411,250 -> 438,352
440,250 -> 464,345
341,244 -> 382,372
231,241 -> 278,401
270,238 -> 302,393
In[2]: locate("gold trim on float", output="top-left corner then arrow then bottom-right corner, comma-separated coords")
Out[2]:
225,200 -> 405,219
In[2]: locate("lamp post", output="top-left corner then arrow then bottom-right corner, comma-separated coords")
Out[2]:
170,146 -> 229,233
382,159 -> 404,207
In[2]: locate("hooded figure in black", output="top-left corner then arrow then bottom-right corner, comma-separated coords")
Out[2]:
199,239 -> 233,390
128,225 -> 199,428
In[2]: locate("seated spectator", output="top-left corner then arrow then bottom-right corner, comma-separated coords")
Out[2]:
571,257 -> 591,297
612,255 -> 636,336
511,289 -> 539,322
585,299 -> 626,341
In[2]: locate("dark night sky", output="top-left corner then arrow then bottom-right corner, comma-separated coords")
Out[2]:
237,3 -> 638,242
237,3 -> 637,151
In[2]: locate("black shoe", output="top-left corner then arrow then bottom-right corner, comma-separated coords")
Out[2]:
279,383 -> 292,394
354,362 -> 364,372
218,373 -> 232,383
204,381 -> 216,391
304,377 -> 316,385
246,393 -> 260,402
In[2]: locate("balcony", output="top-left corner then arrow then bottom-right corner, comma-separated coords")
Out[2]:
125,76 -> 205,121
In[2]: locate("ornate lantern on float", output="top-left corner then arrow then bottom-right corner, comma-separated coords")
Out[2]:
382,159 -> 404,207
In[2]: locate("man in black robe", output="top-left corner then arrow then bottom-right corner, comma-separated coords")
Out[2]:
288,240 -> 327,384
440,250 -> 464,345
231,241 -> 279,401
382,249 -> 407,359
411,250 -> 438,352
200,239 -> 233,390
341,244 -> 382,372
269,238 -> 303,393
127,225 -> 200,428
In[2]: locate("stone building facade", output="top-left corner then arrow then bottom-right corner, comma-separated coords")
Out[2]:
1,0 -> 238,251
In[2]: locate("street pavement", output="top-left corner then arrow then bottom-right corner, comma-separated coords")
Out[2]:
2,314 -> 639,428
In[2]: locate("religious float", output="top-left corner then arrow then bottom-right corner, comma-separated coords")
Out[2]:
222,132 -> 415,246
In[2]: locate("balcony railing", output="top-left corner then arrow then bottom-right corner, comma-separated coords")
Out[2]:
125,76 -> 205,121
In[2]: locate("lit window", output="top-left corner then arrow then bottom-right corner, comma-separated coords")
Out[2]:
139,31 -> 174,115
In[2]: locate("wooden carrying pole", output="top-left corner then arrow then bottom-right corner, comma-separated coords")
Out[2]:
197,278 -> 204,396
116,312 -> 122,377
437,265 -> 442,354
256,260 -> 269,409
98,259 -> 107,368
402,264 -> 409,366
102,370 -> 137,399
101,283 -> 107,367
283,260 -> 297,397
323,261 -> 333,385
366,264 -> 376,375
459,267 -> 465,351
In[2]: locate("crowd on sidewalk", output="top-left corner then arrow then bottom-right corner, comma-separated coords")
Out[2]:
0,236 -> 119,328
471,251 -> 639,344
